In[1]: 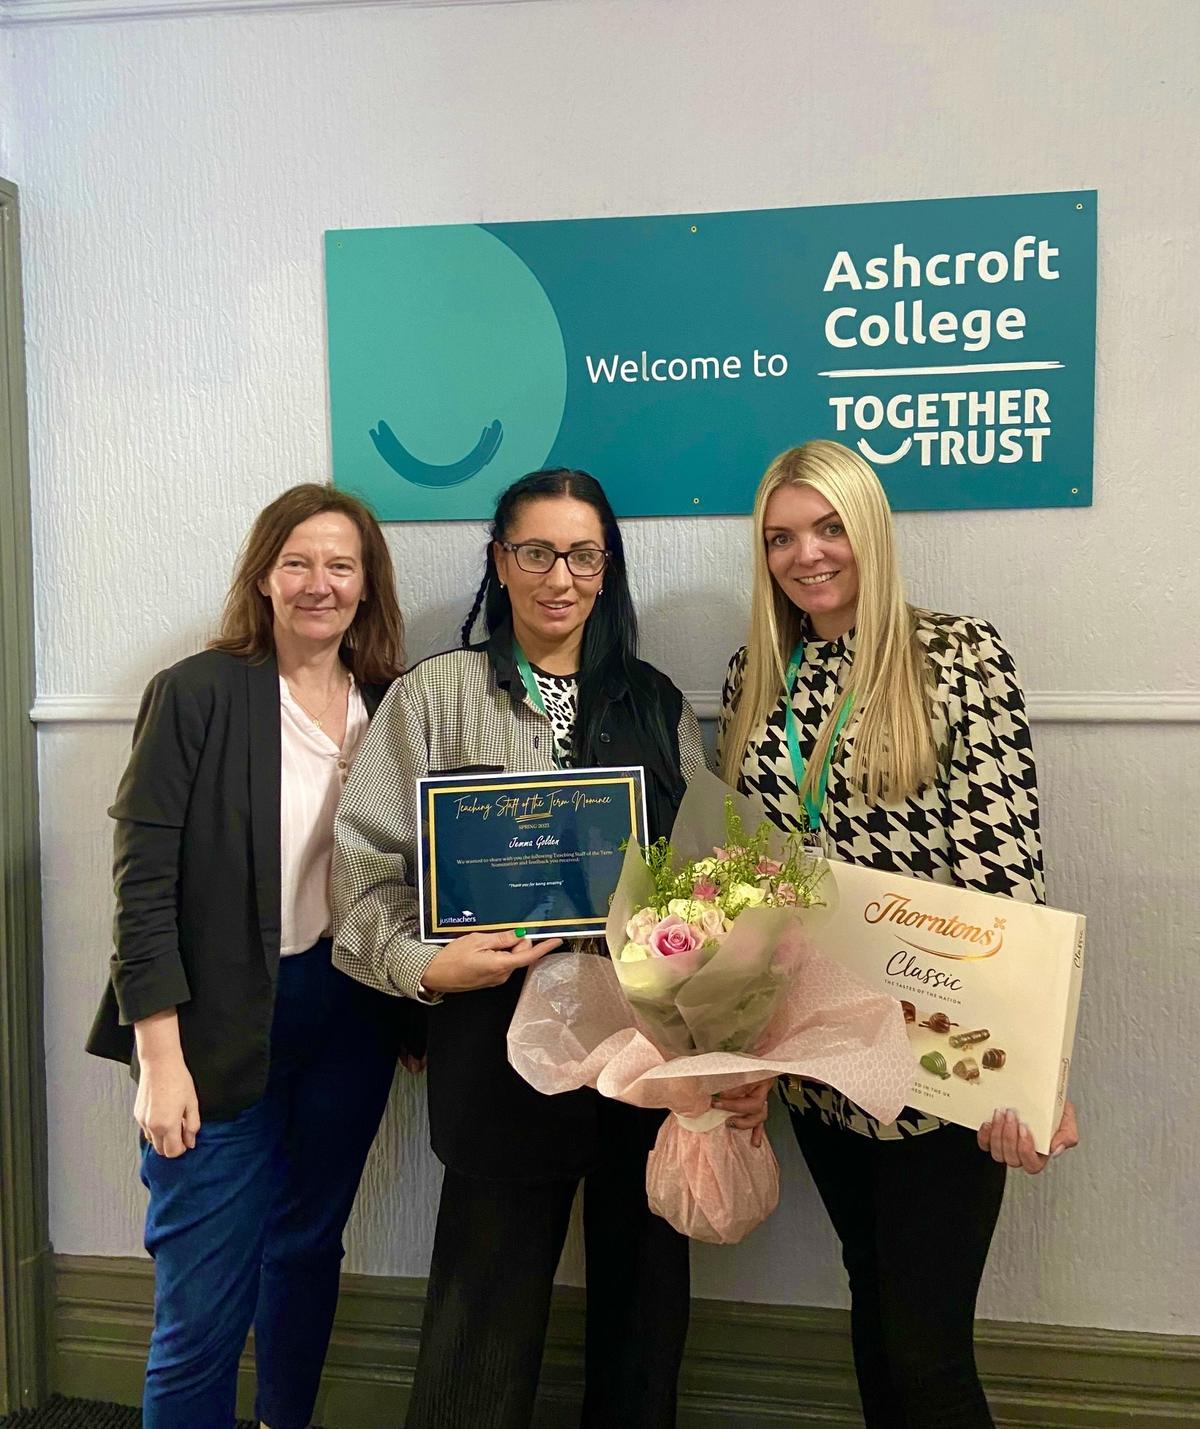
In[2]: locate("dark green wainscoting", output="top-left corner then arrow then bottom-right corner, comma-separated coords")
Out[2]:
51,1257 -> 1198,1428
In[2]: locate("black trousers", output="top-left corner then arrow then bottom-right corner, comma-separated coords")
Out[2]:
406,1098 -> 690,1429
789,1104 -> 1006,1429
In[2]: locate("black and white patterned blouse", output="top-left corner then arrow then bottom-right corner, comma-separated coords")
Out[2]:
718,610 -> 1044,1140
530,666 -> 578,767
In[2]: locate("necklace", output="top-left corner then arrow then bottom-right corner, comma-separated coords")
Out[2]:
285,671 -> 347,730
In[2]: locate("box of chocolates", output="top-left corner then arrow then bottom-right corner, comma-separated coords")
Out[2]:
806,859 -> 1085,1151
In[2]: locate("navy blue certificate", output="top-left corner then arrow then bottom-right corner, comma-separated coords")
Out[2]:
416,766 -> 647,943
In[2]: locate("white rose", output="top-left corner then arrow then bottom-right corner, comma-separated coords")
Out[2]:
619,942 -> 651,963
691,857 -> 718,877
696,905 -> 731,939
625,906 -> 660,944
666,898 -> 728,942
726,881 -> 767,914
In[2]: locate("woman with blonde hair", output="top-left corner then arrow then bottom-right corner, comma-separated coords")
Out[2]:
718,440 -> 1078,1428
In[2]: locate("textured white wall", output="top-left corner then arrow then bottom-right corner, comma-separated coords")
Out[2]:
11,0 -> 1200,1336
0,28 -> 14,180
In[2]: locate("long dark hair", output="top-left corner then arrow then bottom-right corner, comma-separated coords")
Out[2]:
461,468 -> 672,770
210,483 -> 405,684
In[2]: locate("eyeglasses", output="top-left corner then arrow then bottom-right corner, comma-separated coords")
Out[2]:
501,542 -> 610,578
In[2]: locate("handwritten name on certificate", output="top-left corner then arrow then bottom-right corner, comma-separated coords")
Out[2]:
416,767 -> 648,943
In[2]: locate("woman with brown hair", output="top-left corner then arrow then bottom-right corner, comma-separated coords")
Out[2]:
87,483 -> 415,1429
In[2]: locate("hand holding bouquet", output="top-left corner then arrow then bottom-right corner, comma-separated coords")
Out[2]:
507,771 -> 914,1243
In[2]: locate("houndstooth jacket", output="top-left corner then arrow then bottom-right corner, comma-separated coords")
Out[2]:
719,610 -> 1044,1140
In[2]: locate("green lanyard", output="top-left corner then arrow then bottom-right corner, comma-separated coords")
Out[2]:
513,642 -> 565,769
785,641 -> 854,836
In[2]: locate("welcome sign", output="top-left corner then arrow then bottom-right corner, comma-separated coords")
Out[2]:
325,190 -> 1095,521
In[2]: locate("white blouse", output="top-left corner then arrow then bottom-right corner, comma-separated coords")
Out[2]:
279,675 -> 368,956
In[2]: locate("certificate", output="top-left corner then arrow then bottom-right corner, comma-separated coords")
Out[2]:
417,767 -> 648,943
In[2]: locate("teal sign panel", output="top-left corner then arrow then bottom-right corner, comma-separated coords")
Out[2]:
325,190 -> 1095,520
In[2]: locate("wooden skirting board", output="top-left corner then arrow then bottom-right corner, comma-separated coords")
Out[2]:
52,1255 -> 1200,1428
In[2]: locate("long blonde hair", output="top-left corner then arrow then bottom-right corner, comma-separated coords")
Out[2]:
719,440 -> 937,805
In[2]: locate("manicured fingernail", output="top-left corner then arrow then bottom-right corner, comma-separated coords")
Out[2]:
992,1107 -> 1001,1123
711,1091 -> 723,1103
513,927 -> 527,937
1051,1145 -> 1065,1157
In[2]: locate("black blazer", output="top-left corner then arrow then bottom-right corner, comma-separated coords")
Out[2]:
86,649 -> 417,1120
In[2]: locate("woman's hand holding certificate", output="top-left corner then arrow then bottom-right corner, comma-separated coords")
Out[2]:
420,931 -> 563,994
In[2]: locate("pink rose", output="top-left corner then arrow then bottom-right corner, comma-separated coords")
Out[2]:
647,915 -> 701,958
711,846 -> 733,862
773,881 -> 798,905
756,857 -> 783,876
692,877 -> 719,900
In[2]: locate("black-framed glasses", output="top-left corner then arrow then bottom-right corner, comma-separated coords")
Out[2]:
501,541 -> 610,578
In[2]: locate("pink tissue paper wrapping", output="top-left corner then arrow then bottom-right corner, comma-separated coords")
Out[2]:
507,772 -> 915,1243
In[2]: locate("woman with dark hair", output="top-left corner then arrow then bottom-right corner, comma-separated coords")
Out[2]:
87,484 -> 417,1429
333,469 -> 764,1428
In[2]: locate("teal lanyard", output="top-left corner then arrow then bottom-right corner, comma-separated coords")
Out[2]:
785,641 -> 854,834
514,642 -> 565,769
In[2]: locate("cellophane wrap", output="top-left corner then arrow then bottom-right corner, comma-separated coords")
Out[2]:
507,772 -> 915,1244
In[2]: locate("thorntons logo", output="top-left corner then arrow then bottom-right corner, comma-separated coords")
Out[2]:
864,892 -> 1006,962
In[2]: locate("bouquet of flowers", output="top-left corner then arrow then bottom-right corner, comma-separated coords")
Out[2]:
610,795 -> 827,1058
507,770 -> 914,1243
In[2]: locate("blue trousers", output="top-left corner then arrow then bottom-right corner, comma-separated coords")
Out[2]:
140,939 -> 397,1429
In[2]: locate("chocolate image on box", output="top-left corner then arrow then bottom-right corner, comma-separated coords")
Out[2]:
900,1000 -> 916,1024
920,1051 -> 950,1080
982,1048 -> 1007,1070
920,1012 -> 958,1033
949,1028 -> 990,1049
953,1056 -> 981,1082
